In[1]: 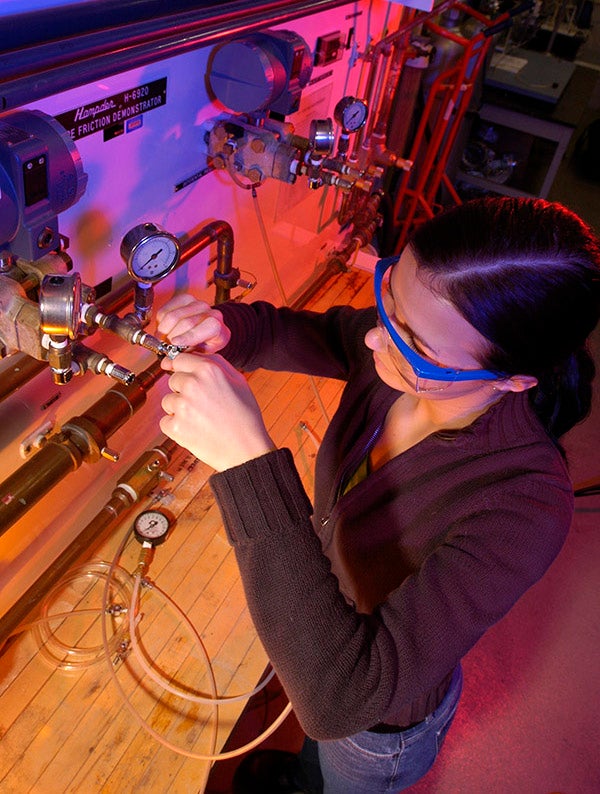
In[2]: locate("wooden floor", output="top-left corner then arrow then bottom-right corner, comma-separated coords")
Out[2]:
0,267 -> 374,794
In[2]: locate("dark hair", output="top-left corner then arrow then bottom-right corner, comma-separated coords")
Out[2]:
410,197 -> 600,440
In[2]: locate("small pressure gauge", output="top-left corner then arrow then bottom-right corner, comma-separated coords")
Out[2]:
39,272 -> 82,338
308,119 -> 335,156
334,96 -> 368,133
120,222 -> 180,285
133,509 -> 172,547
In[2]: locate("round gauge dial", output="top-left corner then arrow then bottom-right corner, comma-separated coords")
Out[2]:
334,96 -> 368,133
120,223 -> 180,284
133,509 -> 171,546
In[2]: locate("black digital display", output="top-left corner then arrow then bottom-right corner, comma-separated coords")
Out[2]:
22,154 -> 49,206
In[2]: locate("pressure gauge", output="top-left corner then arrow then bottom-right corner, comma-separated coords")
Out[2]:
39,272 -> 82,338
120,222 -> 180,284
308,119 -> 335,156
133,509 -> 172,547
334,96 -> 368,133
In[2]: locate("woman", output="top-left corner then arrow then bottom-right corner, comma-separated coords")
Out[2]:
156,197 -> 600,793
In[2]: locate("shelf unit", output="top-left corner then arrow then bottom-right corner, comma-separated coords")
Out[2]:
455,102 -> 574,199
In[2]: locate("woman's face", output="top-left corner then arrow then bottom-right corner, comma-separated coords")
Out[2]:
365,247 -> 495,399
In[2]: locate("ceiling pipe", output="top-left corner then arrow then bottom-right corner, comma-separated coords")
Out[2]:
0,0 -> 351,110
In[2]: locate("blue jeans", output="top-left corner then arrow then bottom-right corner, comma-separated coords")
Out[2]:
300,665 -> 463,794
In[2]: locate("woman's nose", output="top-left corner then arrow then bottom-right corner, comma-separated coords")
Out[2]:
364,325 -> 385,351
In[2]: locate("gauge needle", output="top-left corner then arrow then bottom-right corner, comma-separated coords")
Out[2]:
142,249 -> 163,268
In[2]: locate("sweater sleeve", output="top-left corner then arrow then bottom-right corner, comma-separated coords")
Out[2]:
217,300 -> 377,380
210,447 -> 573,740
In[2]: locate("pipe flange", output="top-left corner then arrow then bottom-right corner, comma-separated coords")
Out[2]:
45,430 -> 85,468
62,415 -> 107,463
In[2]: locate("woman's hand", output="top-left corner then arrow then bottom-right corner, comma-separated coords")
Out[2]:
156,295 -> 231,353
160,352 -> 275,471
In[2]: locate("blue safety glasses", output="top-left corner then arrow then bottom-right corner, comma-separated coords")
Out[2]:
374,256 -> 501,384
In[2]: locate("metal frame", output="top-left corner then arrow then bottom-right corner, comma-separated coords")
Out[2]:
456,102 -> 574,199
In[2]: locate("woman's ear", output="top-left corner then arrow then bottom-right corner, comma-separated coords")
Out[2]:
495,374 -> 538,393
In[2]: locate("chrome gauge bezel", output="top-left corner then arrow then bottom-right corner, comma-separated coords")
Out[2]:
120,223 -> 181,285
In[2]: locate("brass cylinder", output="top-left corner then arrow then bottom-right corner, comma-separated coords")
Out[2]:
0,435 -> 82,531
0,360 -> 164,534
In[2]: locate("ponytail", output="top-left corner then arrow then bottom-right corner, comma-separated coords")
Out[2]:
531,347 -> 596,441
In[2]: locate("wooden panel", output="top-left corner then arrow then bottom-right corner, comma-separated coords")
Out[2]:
0,267 -> 373,793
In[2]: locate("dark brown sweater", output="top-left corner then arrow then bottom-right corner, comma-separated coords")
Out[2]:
210,301 -> 574,739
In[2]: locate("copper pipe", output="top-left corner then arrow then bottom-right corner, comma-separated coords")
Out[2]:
0,220 -> 233,528
178,219 -> 235,305
291,192 -> 382,309
0,359 -> 163,533
0,436 -> 83,530
0,355 -> 46,402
